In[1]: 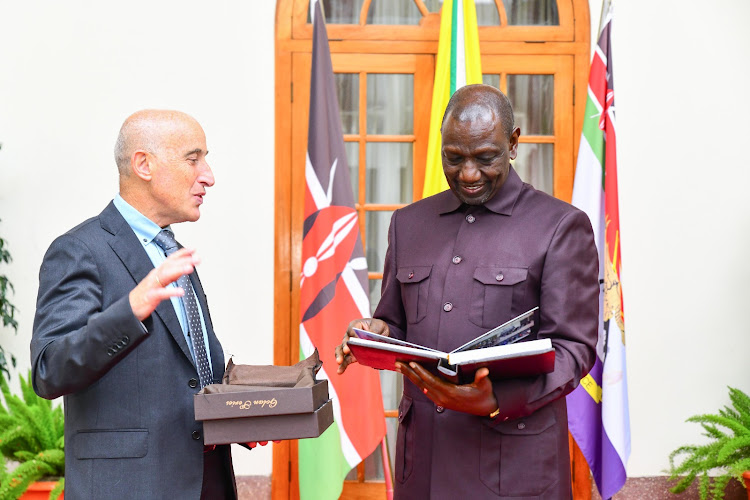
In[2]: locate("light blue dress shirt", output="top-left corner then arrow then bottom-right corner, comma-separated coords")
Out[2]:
113,195 -> 213,373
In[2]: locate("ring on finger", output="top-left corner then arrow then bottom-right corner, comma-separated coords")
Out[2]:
155,273 -> 164,287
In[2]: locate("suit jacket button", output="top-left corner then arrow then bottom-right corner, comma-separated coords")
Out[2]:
121,336 -> 129,345
443,302 -> 453,312
436,406 -> 445,413
189,378 -> 199,389
107,348 -> 115,356
192,431 -> 201,440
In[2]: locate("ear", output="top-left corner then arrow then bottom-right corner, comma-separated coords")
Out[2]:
508,127 -> 521,160
132,150 -> 152,181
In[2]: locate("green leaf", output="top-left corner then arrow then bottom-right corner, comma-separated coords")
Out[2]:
50,477 -> 65,500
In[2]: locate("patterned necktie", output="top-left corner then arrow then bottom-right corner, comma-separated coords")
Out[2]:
153,229 -> 213,388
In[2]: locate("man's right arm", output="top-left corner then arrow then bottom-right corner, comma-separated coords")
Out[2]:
31,234 -> 149,399
31,234 -> 195,399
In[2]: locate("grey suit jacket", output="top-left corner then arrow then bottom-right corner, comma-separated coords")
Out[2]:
31,201 -> 234,499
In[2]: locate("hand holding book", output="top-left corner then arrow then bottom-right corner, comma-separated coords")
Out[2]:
334,317 -> 391,374
396,361 -> 500,417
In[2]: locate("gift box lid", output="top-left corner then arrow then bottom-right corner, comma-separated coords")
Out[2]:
194,379 -> 329,421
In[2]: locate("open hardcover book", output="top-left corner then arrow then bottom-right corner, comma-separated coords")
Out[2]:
347,307 -> 554,384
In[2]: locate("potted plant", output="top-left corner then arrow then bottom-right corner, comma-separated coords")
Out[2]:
668,386 -> 750,500
0,371 -> 64,499
0,217 -> 19,380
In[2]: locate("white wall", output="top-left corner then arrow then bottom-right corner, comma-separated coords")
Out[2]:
0,1 -> 277,475
609,0 -> 750,478
1,0 -> 749,483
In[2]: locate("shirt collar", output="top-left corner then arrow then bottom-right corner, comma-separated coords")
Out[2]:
437,166 -> 524,216
113,194 -> 170,247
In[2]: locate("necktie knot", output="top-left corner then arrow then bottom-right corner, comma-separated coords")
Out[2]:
153,229 -> 179,255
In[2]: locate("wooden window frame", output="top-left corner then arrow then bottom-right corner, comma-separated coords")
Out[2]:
274,1 -> 591,499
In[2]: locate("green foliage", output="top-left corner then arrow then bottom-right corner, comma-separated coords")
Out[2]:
668,386 -> 750,500
0,371 -> 64,500
0,219 -> 18,381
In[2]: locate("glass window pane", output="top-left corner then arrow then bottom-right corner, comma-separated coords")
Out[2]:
502,0 -> 559,25
369,279 -> 382,315
308,0 -> 365,24
365,211 -> 393,273
513,143 -> 553,195
482,74 -> 500,89
424,0 -> 443,12
335,73 -> 359,135
424,0 -> 498,25
344,142 -> 359,199
507,74 -> 554,135
366,143 -> 413,204
366,0 -> 423,25
367,74 -> 413,135
476,0 -> 500,26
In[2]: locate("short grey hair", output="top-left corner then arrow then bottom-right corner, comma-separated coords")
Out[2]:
114,110 -> 193,175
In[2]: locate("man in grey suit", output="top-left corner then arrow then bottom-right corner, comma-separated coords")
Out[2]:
31,110 -> 236,499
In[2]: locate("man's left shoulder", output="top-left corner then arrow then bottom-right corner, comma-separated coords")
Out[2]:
517,183 -> 589,223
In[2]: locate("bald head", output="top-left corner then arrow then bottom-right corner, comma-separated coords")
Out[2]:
114,110 -> 201,175
441,84 -> 515,139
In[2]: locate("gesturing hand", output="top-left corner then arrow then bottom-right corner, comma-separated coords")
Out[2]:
334,318 -> 390,374
129,247 -> 201,321
396,362 -> 499,417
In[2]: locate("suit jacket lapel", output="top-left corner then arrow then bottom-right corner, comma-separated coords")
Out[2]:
99,202 -> 194,365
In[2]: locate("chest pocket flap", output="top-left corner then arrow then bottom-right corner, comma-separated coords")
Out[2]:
395,266 -> 432,324
473,266 -> 527,286
470,266 -> 528,328
396,266 -> 432,284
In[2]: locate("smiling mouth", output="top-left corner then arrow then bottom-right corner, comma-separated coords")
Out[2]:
460,184 -> 484,194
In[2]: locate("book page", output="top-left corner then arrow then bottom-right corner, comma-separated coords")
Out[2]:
352,327 -> 442,353
451,307 -> 539,353
447,338 -> 552,365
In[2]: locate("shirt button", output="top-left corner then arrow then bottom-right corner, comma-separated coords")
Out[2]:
443,302 -> 453,312
436,406 -> 445,413
188,378 -> 199,389
517,422 -> 526,430
192,431 -> 201,440
495,273 -> 504,282
466,214 -> 476,223
452,256 -> 462,264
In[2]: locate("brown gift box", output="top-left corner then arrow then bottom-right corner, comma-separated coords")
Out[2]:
194,351 -> 334,445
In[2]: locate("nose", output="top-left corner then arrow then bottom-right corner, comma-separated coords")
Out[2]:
199,160 -> 215,187
458,160 -> 481,183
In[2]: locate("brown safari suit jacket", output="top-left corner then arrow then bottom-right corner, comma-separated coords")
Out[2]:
374,167 -> 599,499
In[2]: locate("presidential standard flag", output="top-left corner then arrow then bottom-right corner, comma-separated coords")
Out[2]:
422,0 -> 483,197
566,2 -> 631,498
298,2 -> 386,499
